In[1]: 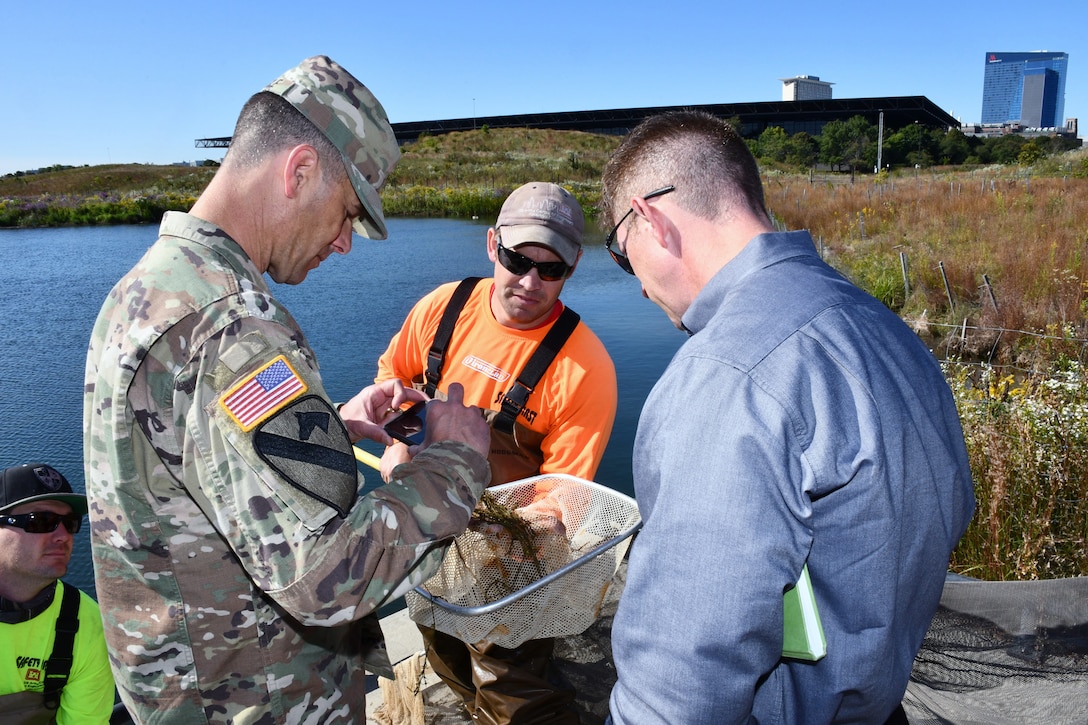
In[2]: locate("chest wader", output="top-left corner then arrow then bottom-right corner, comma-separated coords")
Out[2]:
420,277 -> 580,486
416,277 -> 581,724
0,582 -> 80,725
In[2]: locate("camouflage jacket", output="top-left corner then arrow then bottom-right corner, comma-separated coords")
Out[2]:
82,212 -> 489,724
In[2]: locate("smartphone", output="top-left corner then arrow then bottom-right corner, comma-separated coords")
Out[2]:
383,400 -> 430,446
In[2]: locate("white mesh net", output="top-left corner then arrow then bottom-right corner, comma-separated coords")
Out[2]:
406,474 -> 641,649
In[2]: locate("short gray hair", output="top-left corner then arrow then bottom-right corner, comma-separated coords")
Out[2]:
224,91 -> 346,187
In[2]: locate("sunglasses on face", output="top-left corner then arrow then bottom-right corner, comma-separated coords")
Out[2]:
605,185 -> 676,275
496,240 -> 572,282
1,511 -> 83,535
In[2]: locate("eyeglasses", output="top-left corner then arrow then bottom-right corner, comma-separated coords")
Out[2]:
604,185 -> 676,275
0,511 -> 83,535
496,240 -> 572,282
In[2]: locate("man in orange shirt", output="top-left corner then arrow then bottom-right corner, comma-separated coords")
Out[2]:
376,182 -> 617,724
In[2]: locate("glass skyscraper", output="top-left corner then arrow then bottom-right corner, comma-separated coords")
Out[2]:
981,51 -> 1068,127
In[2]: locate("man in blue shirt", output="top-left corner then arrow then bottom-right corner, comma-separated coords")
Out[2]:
599,111 -> 975,723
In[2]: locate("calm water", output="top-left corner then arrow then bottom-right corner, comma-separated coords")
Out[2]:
0,218 -> 683,598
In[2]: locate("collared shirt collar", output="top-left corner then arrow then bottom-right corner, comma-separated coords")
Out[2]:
159,211 -> 269,295
681,230 -> 819,335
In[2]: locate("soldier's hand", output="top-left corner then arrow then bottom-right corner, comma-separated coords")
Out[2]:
422,383 -> 490,458
380,442 -> 412,482
339,379 -> 427,444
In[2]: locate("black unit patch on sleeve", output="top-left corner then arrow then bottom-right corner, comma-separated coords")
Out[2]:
254,395 -> 358,517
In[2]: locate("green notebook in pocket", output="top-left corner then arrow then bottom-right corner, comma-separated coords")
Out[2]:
782,564 -> 827,661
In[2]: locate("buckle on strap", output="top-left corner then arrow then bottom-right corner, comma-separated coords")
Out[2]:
495,384 -> 531,433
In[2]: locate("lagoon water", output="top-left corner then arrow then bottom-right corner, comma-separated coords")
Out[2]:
0,218 -> 683,598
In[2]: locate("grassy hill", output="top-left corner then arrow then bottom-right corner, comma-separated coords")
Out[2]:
0,163 -> 216,197
0,128 -> 620,226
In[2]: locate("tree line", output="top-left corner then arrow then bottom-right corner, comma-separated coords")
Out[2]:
742,115 -> 1082,176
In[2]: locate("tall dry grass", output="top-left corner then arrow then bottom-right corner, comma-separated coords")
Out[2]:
767,161 -> 1088,364
765,152 -> 1088,580
944,354 -> 1088,580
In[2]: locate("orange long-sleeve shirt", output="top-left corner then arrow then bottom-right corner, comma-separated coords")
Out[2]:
376,279 -> 617,482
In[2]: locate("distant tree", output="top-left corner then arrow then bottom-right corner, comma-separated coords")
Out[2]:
1017,140 -> 1045,165
757,126 -> 790,163
819,119 -> 849,171
984,134 -> 1028,164
882,127 -> 909,167
905,125 -> 931,168
939,128 -> 972,165
887,122 -> 936,168
785,131 -> 819,169
844,116 -> 877,175
820,116 -> 876,178
1037,134 -> 1079,155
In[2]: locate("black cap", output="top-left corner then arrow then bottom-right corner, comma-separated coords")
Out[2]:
0,463 -> 87,516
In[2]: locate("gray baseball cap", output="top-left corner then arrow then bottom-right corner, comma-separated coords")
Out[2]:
264,55 -> 401,240
496,182 -> 584,266
0,463 -> 87,516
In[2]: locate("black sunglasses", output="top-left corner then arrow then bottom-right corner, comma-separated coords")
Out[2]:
496,240 -> 572,281
604,185 -> 676,275
1,511 -> 83,535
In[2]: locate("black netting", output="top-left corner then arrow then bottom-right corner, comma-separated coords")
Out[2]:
904,576 -> 1088,724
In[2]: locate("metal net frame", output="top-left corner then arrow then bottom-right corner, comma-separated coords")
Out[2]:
406,474 -> 641,649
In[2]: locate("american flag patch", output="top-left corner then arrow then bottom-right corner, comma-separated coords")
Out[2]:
219,355 -> 307,430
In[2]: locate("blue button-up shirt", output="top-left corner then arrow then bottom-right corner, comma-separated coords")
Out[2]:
609,230 -> 975,724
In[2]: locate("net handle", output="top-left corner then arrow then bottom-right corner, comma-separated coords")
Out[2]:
354,446 -> 382,470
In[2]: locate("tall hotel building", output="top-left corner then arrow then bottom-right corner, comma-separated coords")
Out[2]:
780,75 -> 834,101
981,51 -> 1068,128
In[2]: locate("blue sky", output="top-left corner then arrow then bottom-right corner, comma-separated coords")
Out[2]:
3,0 -> 1085,176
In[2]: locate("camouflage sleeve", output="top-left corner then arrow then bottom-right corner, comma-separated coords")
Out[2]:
184,318 -> 489,623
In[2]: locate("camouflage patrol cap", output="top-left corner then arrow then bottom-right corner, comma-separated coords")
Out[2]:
264,55 -> 401,240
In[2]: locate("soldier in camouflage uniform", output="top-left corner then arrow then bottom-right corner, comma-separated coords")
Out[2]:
82,56 -> 492,725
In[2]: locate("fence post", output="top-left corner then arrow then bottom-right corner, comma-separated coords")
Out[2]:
900,251 -> 910,299
939,261 -> 955,312
982,274 -> 998,312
